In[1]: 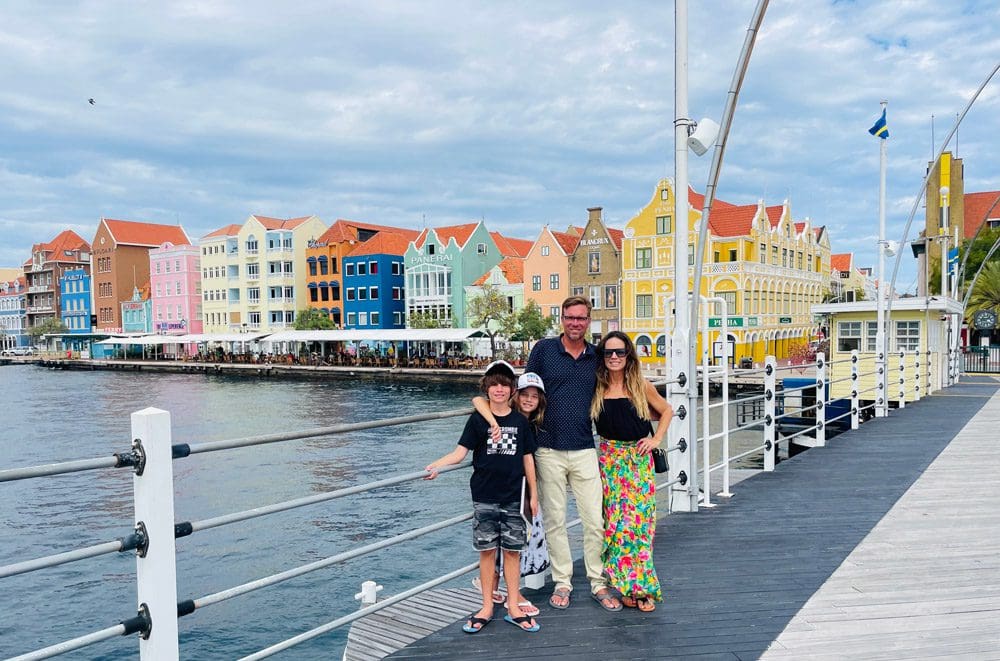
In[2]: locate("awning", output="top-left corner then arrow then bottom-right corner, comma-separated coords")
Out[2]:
307,256 -> 317,262
260,328 -> 486,344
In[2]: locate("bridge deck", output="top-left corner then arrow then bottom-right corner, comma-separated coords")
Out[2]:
373,377 -> 1000,660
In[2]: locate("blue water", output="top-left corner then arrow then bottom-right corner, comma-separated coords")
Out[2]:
0,366 -> 478,659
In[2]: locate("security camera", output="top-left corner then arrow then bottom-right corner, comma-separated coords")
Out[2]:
688,118 -> 720,156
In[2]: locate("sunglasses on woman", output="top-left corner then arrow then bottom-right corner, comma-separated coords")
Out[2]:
603,348 -> 629,358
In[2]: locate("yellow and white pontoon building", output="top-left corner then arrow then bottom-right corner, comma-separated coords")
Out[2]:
621,179 -> 831,366
813,296 -> 962,403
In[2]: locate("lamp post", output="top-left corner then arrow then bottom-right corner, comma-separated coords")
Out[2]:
667,0 -> 698,513
875,100 -> 889,418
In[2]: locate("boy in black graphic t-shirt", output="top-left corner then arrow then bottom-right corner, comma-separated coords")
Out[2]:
426,361 -> 540,634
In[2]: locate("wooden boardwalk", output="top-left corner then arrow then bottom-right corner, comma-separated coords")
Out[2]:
374,377 -> 1000,660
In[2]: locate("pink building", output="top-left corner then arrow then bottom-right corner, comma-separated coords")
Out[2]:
149,242 -> 202,336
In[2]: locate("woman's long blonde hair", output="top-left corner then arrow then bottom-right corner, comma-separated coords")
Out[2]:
590,331 -> 650,421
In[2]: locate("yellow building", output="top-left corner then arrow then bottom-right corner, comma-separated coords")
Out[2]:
199,215 -> 327,333
621,179 -> 831,366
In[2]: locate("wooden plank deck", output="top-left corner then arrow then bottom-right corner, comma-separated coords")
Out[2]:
367,377 -> 1000,660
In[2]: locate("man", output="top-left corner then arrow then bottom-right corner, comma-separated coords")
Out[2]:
526,296 -> 622,611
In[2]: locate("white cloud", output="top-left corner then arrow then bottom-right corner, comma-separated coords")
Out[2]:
1,0 -> 998,296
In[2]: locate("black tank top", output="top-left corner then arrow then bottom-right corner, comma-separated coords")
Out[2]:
594,397 -> 654,442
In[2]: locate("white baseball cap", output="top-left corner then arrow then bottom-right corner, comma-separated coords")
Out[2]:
517,372 -> 545,392
484,360 -> 516,379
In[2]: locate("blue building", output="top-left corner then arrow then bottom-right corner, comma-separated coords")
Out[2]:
60,268 -> 92,347
121,285 -> 153,334
342,232 -> 408,329
0,277 -> 28,350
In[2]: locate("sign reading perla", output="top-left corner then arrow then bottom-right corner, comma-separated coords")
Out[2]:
578,237 -> 609,246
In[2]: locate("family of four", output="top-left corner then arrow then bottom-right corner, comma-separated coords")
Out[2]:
426,295 -> 673,633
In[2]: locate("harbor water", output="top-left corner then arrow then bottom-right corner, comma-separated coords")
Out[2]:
0,365 -> 770,659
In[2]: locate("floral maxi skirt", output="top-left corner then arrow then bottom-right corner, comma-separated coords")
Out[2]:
598,438 -> 662,601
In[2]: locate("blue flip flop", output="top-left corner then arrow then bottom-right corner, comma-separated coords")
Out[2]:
503,614 -> 540,633
462,615 -> 491,634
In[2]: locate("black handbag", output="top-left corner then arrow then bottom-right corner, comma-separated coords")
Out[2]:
651,448 -> 668,473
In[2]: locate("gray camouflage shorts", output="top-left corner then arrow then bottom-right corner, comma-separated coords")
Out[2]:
472,501 -> 526,551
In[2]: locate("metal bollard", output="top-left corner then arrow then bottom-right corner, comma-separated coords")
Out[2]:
354,580 -> 383,607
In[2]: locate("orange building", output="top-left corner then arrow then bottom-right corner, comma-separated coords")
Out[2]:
91,219 -> 190,333
305,219 -> 419,326
522,225 -> 581,320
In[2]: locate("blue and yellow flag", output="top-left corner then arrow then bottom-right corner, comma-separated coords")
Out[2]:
868,109 -> 889,139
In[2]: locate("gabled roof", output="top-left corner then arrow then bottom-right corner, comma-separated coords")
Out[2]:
102,219 -> 190,247
249,215 -> 313,230
473,257 -> 524,286
688,187 -> 736,212
490,232 -> 533,258
414,222 -> 480,249
706,203 -> 760,237
318,219 -> 420,244
200,224 -> 242,240
765,205 -> 784,227
26,230 -> 91,265
0,275 -> 26,295
346,232 -> 413,258
964,191 -> 1000,239
831,253 -> 852,273
551,228 -> 581,255
607,228 -> 624,250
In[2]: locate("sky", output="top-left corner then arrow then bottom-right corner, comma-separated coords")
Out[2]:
2,1 -> 998,294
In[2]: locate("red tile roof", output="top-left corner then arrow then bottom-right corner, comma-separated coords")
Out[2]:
607,228 -> 624,250
765,205 -> 784,227
831,253 -> 852,273
414,222 -> 479,249
707,203 -> 759,237
551,229 -> 581,255
473,257 -> 525,286
964,191 -> 1000,239
250,215 -> 313,230
103,219 -> 190,247
490,232 -> 533,258
27,230 -> 91,262
346,231 -> 413,257
201,224 -> 242,239
318,219 -> 419,244
688,187 -> 736,212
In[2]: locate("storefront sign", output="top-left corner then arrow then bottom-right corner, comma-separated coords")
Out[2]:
578,237 -> 609,247
307,240 -> 328,249
779,316 -> 792,324
708,317 -> 744,328
411,254 -> 454,264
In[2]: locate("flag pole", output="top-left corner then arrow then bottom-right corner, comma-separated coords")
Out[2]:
875,100 -> 889,417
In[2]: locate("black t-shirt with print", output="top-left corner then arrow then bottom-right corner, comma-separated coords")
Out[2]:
459,409 -> 536,504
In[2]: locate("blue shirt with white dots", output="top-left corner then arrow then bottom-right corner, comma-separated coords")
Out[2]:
526,335 -> 598,451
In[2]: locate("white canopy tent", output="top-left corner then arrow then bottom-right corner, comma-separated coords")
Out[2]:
260,329 -> 486,344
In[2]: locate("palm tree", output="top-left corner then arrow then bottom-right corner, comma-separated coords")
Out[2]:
966,260 -> 1000,321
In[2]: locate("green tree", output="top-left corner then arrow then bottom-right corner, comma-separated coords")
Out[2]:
510,300 -> 553,342
466,283 -> 513,359
294,308 -> 335,330
27,318 -> 67,341
966,260 -> 1000,322
407,311 -> 442,329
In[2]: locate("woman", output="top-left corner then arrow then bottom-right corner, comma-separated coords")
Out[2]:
472,369 -> 550,617
591,331 -> 672,612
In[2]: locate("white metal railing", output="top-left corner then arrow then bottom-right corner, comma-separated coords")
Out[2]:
0,348 -> 954,660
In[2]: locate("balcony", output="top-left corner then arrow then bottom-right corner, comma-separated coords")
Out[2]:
27,285 -> 52,294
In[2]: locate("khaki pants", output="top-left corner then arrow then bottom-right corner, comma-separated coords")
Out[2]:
534,446 -> 606,594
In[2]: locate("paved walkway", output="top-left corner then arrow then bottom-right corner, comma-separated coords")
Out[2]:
385,377 -> 1000,660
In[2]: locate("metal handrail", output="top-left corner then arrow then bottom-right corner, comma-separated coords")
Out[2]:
777,424 -> 820,443
8,624 -> 129,661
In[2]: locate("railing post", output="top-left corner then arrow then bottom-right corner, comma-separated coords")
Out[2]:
926,349 -> 933,395
913,350 -> 921,401
763,356 -> 776,472
850,350 -> 860,430
897,350 -> 906,410
814,352 -> 826,447
131,407 -> 179,659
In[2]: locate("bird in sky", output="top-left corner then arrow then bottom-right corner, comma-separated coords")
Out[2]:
88,98 -> 95,105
